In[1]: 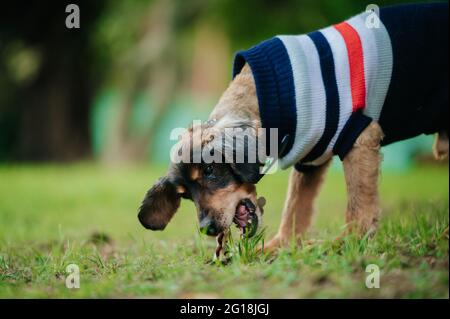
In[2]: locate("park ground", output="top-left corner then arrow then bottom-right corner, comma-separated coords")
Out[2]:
0,162 -> 448,298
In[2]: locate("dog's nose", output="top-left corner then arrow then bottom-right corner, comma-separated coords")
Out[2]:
199,217 -> 219,236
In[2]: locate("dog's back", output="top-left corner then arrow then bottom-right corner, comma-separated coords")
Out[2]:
233,3 -> 449,170
378,2 -> 449,146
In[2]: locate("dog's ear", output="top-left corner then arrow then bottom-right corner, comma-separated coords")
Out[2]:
138,177 -> 181,230
230,162 -> 261,184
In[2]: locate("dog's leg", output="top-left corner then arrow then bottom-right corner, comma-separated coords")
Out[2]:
433,131 -> 449,160
264,160 -> 331,252
342,121 -> 384,235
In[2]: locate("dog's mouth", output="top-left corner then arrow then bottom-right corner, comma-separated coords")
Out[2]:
233,198 -> 258,238
215,197 -> 265,259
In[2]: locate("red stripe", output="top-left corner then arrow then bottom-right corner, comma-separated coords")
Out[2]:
334,22 -> 366,112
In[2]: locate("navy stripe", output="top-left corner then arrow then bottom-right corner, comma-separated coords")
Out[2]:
333,110 -> 372,160
234,37 -> 296,158
300,31 -> 339,163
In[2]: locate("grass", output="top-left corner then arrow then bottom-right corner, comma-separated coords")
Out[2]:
0,161 -> 448,298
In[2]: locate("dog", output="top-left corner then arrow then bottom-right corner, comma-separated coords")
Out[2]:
138,3 -> 449,254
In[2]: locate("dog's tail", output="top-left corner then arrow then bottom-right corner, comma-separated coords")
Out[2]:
433,131 -> 449,160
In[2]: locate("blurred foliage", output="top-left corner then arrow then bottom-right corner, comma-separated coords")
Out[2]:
205,0 -> 432,50
92,0 -> 432,79
0,0 -> 444,163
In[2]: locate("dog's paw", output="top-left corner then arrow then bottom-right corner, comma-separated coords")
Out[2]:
259,235 -> 283,255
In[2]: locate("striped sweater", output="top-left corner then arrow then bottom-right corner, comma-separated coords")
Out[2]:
233,3 -> 449,171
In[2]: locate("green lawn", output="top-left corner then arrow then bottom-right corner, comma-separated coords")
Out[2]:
0,162 -> 448,298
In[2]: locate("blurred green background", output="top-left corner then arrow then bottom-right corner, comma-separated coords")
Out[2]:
0,0 -> 443,169
0,0 -> 448,299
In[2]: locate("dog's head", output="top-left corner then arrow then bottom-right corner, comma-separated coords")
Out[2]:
138,119 -> 264,238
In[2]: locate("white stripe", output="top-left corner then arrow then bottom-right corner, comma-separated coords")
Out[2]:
347,12 -> 393,121
277,35 -> 326,169
305,26 -> 354,166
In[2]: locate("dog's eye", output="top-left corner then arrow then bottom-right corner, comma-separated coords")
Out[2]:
203,165 -> 214,178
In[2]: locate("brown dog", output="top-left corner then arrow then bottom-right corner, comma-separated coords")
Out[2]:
138,4 -> 449,253
138,63 -> 448,252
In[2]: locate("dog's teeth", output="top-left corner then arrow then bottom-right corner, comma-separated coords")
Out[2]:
248,219 -> 252,224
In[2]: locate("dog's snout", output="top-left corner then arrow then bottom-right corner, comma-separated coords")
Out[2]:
199,216 -> 220,236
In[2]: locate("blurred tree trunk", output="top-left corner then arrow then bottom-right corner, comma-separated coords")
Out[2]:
101,0 -> 180,163
0,1 -> 105,161
18,42 -> 93,161
100,0 -> 211,164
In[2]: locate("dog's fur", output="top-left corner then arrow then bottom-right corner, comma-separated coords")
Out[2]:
138,63 -> 448,252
